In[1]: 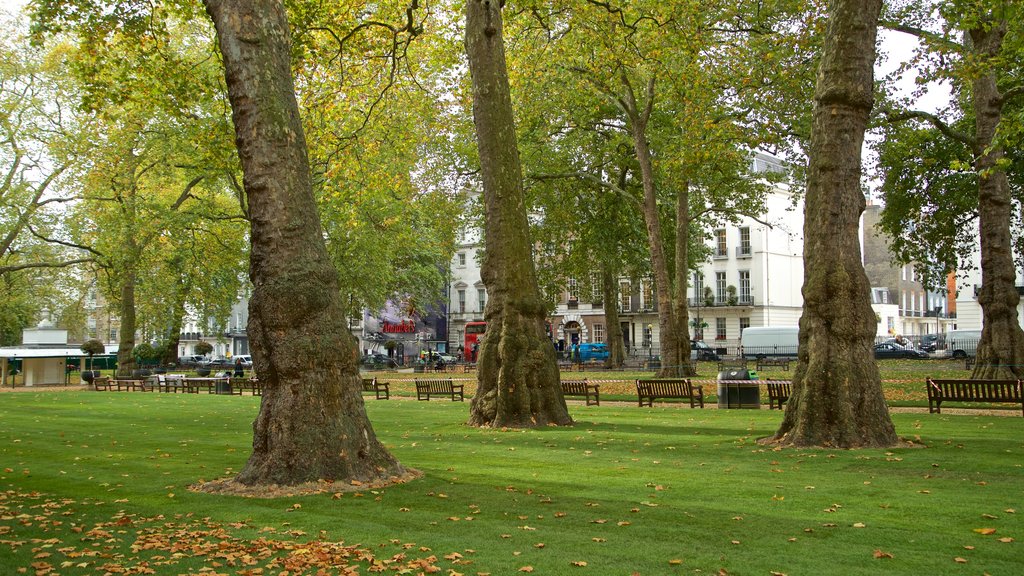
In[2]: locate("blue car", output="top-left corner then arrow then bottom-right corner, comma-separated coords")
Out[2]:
577,343 -> 610,362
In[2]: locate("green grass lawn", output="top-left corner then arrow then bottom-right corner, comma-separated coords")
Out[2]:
0,391 -> 1021,575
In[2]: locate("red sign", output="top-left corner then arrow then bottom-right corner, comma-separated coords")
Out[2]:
383,320 -> 416,334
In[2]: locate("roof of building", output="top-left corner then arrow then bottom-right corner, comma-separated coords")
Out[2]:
0,347 -> 108,359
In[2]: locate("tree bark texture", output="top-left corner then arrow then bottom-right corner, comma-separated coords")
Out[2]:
115,268 -> 137,376
203,0 -> 405,485
162,272 -> 190,366
625,83 -> 691,377
600,263 -> 626,368
672,180 -> 694,375
771,0 -> 898,448
465,0 -> 572,428
968,19 -> 1024,379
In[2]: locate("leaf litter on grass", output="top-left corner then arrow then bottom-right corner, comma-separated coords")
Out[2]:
0,489 -> 468,575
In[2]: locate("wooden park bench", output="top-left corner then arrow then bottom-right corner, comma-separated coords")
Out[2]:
111,378 -> 148,392
92,376 -> 111,391
925,377 -> 1023,416
415,378 -> 464,402
765,380 -> 792,410
227,377 -> 257,395
757,357 -> 791,371
965,357 -> 975,370
635,378 -> 704,408
561,379 -> 600,406
717,359 -> 748,372
361,377 -> 390,400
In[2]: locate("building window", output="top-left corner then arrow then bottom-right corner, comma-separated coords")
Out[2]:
714,229 -> 728,258
590,273 -> 601,303
458,289 -> 466,313
458,252 -> 467,267
738,227 -> 751,257
593,323 -> 605,343
693,273 -> 703,304
620,281 -> 631,312
568,277 -> 579,301
477,288 -> 486,313
716,318 -> 727,340
716,272 -> 727,304
642,280 -> 654,310
739,271 -> 751,304
109,328 -> 118,342
739,317 -> 750,334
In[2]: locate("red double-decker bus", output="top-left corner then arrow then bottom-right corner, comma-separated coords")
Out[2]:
464,322 -> 486,361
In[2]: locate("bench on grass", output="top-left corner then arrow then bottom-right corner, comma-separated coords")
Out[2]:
415,378 -> 464,401
965,357 -> 975,370
561,379 -> 600,406
361,377 -> 390,400
111,378 -> 148,392
228,377 -> 260,395
717,359 -> 748,372
635,378 -> 704,408
926,377 -> 1023,416
92,376 -> 111,391
757,357 -> 791,371
765,380 -> 791,410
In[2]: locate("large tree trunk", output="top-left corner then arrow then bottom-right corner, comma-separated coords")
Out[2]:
162,272 -> 190,366
600,263 -> 626,369
968,19 -> 1024,379
769,0 -> 898,448
115,269 -> 137,376
203,0 -> 405,486
465,0 -> 571,428
671,180 -> 694,374
624,79 -> 691,377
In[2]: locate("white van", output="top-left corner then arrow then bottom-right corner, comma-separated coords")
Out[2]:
741,326 -> 799,359
944,329 -> 981,359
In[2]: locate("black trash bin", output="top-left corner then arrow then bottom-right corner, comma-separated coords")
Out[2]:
717,368 -> 760,409
215,378 -> 233,395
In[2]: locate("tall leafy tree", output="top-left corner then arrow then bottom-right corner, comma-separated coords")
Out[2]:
877,0 -> 1024,379
465,0 -> 572,428
0,16 -> 95,339
499,1 -> 783,376
202,0 -> 408,485
768,0 -> 898,448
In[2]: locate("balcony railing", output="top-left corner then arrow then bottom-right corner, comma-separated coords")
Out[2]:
735,246 -> 752,258
687,296 -> 756,307
712,249 -> 729,259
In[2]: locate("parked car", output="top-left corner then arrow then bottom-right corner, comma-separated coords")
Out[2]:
919,334 -> 945,353
690,340 -> 720,361
577,342 -> 610,362
234,355 -> 252,368
361,353 -> 397,369
873,342 -> 929,359
177,355 -> 206,366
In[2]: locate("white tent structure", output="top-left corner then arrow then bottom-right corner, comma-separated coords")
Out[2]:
0,310 -> 90,387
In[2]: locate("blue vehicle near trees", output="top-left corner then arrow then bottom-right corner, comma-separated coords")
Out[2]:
576,343 -> 610,362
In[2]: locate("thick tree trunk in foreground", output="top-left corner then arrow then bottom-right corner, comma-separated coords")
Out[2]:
968,19 -> 1024,379
204,0 -> 405,485
601,264 -> 626,369
770,0 -> 898,448
465,0 -> 571,428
